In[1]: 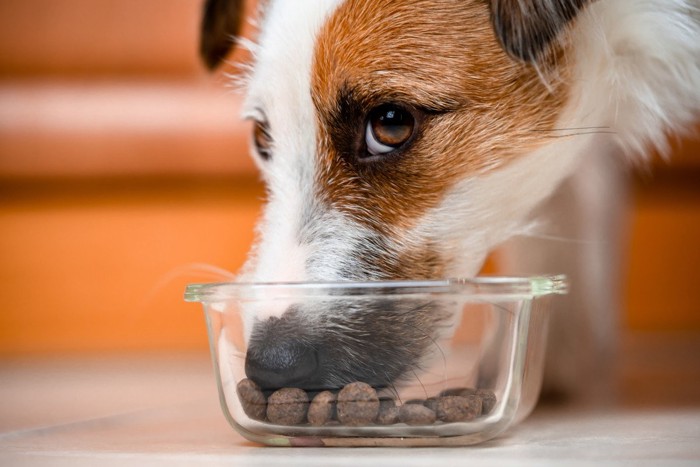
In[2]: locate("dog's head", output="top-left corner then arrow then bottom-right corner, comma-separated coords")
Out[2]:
200,0 -> 700,390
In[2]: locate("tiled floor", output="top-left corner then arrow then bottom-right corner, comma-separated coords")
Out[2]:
1,334 -> 699,466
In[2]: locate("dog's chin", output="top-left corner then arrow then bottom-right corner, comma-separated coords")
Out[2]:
243,298 -> 454,392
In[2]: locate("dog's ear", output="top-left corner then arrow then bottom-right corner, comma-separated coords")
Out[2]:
200,0 -> 246,70
488,0 -> 591,62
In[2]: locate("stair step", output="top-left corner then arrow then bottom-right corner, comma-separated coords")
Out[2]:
0,80 -> 254,177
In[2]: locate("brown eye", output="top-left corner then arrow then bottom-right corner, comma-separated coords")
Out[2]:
253,120 -> 273,161
365,104 -> 415,156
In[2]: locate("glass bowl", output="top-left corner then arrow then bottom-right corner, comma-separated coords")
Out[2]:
185,275 -> 567,447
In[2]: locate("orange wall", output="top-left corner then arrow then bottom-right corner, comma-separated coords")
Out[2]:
0,178 -> 263,354
625,174 -> 700,330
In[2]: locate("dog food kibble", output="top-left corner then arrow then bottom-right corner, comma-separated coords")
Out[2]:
399,403 -> 437,425
376,398 -> 400,425
424,397 -> 439,412
236,380 -> 496,426
336,382 -> 380,426
435,395 -> 482,422
437,387 -> 496,416
307,390 -> 336,426
476,389 -> 497,415
236,378 -> 267,421
266,387 -> 309,425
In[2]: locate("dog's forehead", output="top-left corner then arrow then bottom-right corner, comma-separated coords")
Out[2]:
244,0 -> 343,121
311,0 -> 505,113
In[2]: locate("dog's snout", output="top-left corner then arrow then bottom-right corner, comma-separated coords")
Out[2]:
245,339 -> 318,390
243,299 -> 449,391
244,311 -> 321,389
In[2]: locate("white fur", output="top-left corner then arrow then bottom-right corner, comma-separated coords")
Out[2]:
237,0 -> 353,326
570,0 -> 700,158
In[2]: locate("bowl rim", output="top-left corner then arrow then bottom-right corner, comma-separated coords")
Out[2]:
184,274 -> 567,302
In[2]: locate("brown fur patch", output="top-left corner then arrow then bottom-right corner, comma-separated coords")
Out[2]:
311,0 -> 569,237
351,237 -> 447,280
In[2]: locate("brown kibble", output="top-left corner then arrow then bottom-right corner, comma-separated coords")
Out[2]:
435,395 -> 482,422
307,391 -> 336,426
424,397 -> 439,412
437,387 -> 496,416
476,389 -> 497,415
236,378 -> 267,421
399,403 -> 437,425
376,398 -> 400,425
380,397 -> 397,409
266,387 -> 309,425
240,380 -> 496,427
336,382 -> 380,426
404,399 -> 426,405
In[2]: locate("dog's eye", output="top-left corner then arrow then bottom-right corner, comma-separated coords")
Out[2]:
365,104 -> 415,156
253,120 -> 273,161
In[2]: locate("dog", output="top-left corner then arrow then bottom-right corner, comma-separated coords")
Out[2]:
199,0 -> 700,398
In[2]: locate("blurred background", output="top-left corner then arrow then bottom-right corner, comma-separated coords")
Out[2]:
1,0 -> 699,358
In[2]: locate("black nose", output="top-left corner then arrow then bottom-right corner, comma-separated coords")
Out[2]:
245,339 -> 319,390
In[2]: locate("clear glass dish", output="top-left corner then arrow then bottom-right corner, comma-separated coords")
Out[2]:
185,275 -> 567,447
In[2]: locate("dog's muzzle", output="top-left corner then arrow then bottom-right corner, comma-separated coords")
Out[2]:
243,300 -> 452,392
244,318 -> 320,389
